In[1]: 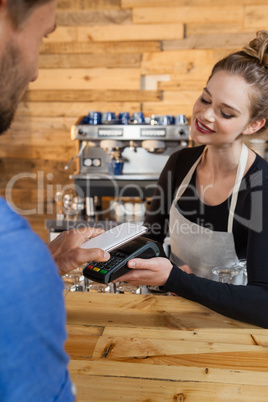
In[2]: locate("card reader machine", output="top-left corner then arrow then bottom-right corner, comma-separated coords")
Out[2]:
83,236 -> 165,284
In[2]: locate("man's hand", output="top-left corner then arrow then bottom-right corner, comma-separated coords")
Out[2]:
113,257 -> 173,286
48,227 -> 110,276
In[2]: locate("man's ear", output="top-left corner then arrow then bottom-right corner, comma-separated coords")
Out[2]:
243,118 -> 266,135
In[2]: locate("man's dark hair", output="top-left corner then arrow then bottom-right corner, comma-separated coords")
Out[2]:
7,0 -> 52,28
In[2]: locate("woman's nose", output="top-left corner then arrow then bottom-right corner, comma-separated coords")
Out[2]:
202,107 -> 215,122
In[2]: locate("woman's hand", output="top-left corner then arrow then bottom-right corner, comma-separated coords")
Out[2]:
179,265 -> 193,274
48,227 -> 110,276
113,257 -> 173,286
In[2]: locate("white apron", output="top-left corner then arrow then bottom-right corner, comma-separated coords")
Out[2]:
169,144 -> 248,279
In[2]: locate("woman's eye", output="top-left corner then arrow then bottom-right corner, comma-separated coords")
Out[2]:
200,96 -> 210,104
221,111 -> 234,119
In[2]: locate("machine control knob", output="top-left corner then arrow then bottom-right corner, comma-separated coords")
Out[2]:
92,158 -> 101,167
83,158 -> 92,167
78,129 -> 86,136
178,129 -> 185,136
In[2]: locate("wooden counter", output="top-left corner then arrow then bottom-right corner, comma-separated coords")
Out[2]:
65,292 -> 268,401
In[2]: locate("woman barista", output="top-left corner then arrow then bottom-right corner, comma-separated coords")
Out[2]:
116,31 -> 268,328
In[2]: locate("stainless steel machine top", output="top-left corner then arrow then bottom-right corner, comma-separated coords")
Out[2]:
68,112 -> 190,181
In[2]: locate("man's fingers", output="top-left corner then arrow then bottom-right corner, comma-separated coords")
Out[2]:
80,248 -> 110,263
84,228 -> 105,238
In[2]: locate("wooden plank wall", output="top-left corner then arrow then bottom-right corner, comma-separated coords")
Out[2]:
0,0 -> 267,242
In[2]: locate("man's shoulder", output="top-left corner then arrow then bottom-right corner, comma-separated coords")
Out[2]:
0,197 -> 30,234
0,198 -> 71,401
0,197 -> 57,278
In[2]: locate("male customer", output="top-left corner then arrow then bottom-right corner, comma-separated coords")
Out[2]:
0,1 -> 109,400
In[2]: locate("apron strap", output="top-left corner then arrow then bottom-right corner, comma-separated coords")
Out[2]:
227,143 -> 248,233
174,144 -> 249,234
175,151 -> 204,199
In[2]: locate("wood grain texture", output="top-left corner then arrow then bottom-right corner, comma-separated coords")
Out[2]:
69,376 -> 268,402
38,53 -> 141,68
186,23 -> 243,36
163,90 -> 202,104
57,0 -> 121,9
17,102 -> 141,117
244,6 -> 268,29
141,49 -> 214,74
43,24 -> 184,43
143,103 -> 193,117
65,293 -> 268,401
29,68 -> 141,90
133,6 -> 243,24
121,0 -> 266,6
163,32 -> 254,50
153,65 -> 212,92
40,40 -> 161,54
56,9 -> 131,26
0,141 -> 73,160
22,90 -> 161,103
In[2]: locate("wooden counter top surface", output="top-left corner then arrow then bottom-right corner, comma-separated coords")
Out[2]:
65,292 -> 268,401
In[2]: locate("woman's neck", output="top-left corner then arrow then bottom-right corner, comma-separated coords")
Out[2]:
202,142 -> 243,177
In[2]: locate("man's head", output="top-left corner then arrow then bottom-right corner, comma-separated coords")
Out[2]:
7,0 -> 54,28
0,0 -> 57,134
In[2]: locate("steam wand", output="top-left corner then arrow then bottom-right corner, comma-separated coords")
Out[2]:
64,141 -> 87,170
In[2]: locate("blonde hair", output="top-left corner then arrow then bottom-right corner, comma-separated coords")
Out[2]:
209,31 -> 268,131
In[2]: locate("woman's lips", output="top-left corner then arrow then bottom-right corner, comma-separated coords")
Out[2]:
195,118 -> 215,134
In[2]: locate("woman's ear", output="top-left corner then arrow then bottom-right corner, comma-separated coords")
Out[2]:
243,118 -> 266,135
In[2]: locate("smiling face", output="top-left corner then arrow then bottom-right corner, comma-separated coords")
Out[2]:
190,70 -> 264,147
0,0 -> 57,134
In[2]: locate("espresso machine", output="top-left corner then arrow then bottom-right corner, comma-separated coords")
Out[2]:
47,111 -> 190,231
62,112 -> 190,220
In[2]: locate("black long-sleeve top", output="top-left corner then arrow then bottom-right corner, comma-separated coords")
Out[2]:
144,145 -> 268,328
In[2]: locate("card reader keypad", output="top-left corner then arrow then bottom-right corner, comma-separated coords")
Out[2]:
83,237 -> 163,284
85,250 -> 127,276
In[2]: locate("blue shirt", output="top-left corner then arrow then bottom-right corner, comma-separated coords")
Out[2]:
0,198 -> 75,401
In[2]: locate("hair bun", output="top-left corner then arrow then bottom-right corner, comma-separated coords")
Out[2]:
243,30 -> 268,67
